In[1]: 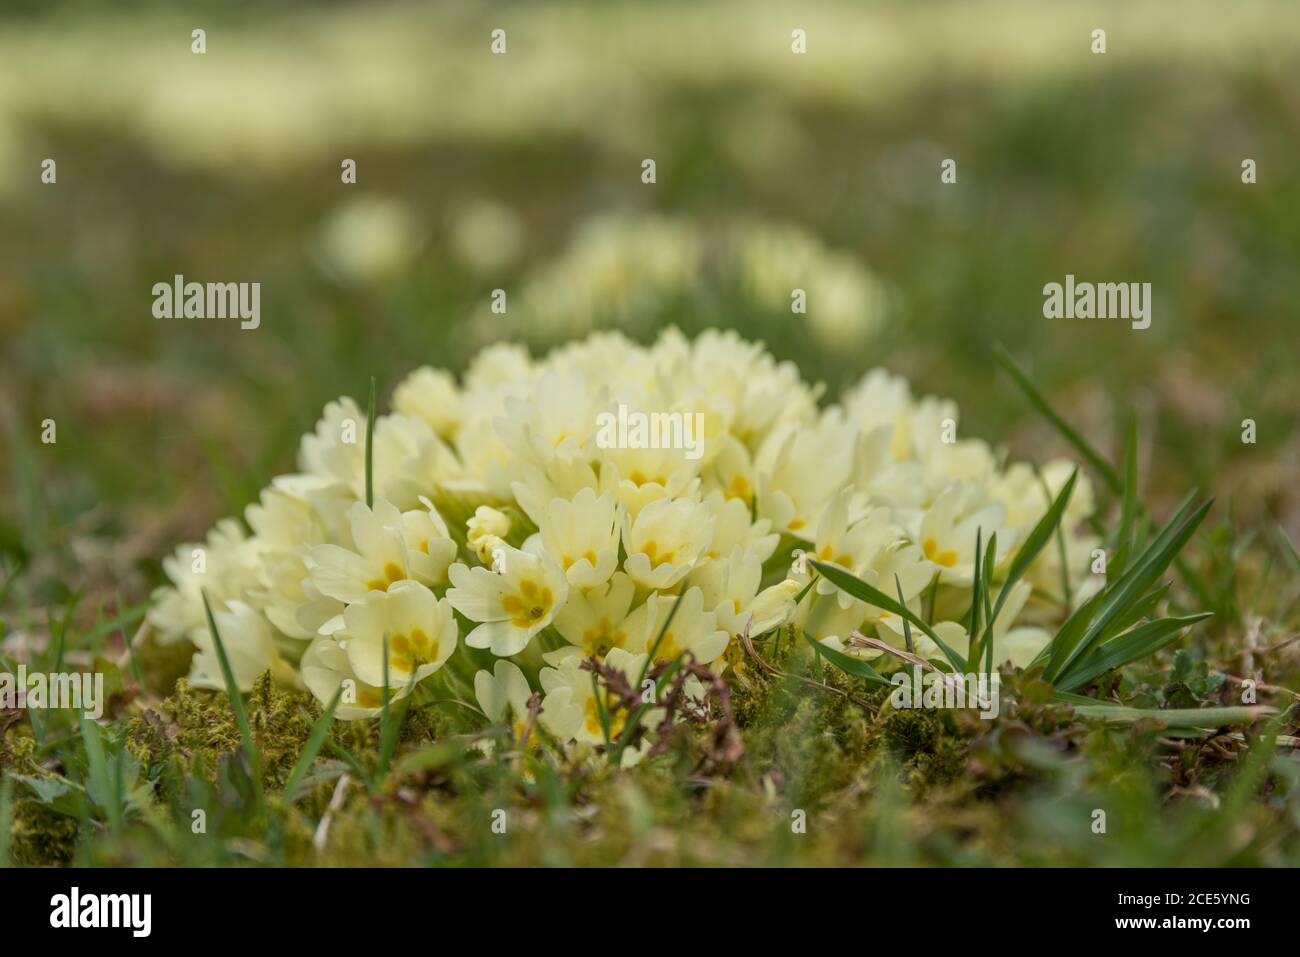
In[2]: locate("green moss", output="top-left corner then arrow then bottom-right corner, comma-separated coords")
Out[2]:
10,799 -> 79,866
127,672 -> 323,791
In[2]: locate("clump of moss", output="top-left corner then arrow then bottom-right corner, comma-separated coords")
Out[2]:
127,672 -> 320,791
2,729 -> 85,866
10,798 -> 79,866
737,663 -> 883,809
908,733 -> 970,791
880,706 -> 943,759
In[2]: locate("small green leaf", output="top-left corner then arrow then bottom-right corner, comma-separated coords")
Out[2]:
1114,416 -> 1139,577
1063,700 -> 1272,727
967,527 -> 983,663
365,376 -> 377,509
1278,524 -> 1300,571
1056,613 -> 1212,692
8,772 -> 72,806
799,630 -> 892,686
80,716 -> 121,831
992,469 -> 1077,627
811,559 -> 966,671
283,687 -> 343,803
1047,495 -> 1211,682
201,589 -> 263,812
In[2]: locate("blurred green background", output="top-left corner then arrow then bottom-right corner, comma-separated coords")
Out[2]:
2,0 -> 1298,608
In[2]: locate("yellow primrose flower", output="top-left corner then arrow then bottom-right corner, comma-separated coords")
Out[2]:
625,586 -> 729,666
621,497 -> 715,590
392,366 -> 463,440
755,410 -> 859,539
474,660 -> 539,746
447,544 -> 569,656
598,440 -> 700,517
338,580 -> 457,688
149,328 -> 1098,721
550,572 -> 638,663
532,487 -> 620,589
467,505 -> 512,565
539,647 -> 653,762
300,636 -> 397,721
305,498 -> 422,604
187,600 -> 297,693
915,483 -> 1013,584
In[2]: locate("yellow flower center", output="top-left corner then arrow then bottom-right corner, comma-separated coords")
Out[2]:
726,474 -> 753,503
366,561 -> 406,592
583,694 -> 626,739
816,544 -> 854,566
582,616 -> 627,658
388,627 -> 438,674
653,628 -> 682,663
355,686 -> 386,709
501,578 -> 554,628
641,540 -> 675,567
513,719 -> 538,748
922,537 -> 958,568
562,550 -> 598,571
629,470 -> 668,487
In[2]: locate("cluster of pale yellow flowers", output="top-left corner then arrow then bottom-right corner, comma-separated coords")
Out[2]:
500,213 -> 891,351
148,328 -> 1096,755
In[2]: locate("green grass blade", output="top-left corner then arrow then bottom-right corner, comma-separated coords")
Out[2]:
981,533 -> 997,672
1037,584 -> 1106,672
810,559 -> 966,671
993,346 -> 1121,494
380,633 -> 390,744
992,469 -> 1077,626
118,588 -> 146,687
894,575 -> 913,656
1278,524 -> 1300,571
1047,496 -> 1210,682
283,687 -> 342,803
592,672 -> 612,749
68,597 -> 153,651
1062,700 -> 1273,727
967,527 -> 983,663
80,715 -> 121,831
1067,499 -> 1210,671
377,634 -> 417,776
201,589 -> 264,811
1223,710 -> 1292,815
324,739 -> 374,791
799,630 -> 892,686
365,375 -> 377,509
1055,613 -> 1213,692
610,651 -> 687,766
638,591 -> 685,685
1114,416 -> 1139,577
